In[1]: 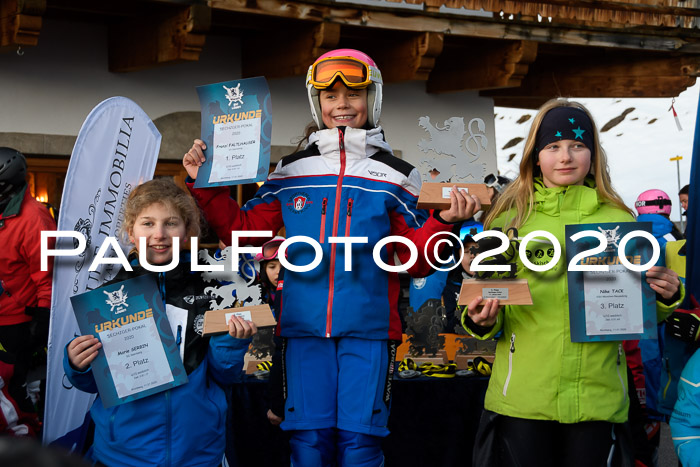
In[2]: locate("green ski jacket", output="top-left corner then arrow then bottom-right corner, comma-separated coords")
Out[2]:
464,178 -> 684,423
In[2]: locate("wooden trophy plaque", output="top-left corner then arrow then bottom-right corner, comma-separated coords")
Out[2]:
411,350 -> 449,365
202,304 -> 277,336
417,183 -> 491,210
458,279 -> 533,306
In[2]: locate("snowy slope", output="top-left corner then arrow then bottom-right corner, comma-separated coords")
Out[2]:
494,83 -> 699,222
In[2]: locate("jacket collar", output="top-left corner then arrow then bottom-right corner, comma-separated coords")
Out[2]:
307,126 -> 393,160
0,184 -> 28,219
533,176 -> 600,218
125,249 -> 192,276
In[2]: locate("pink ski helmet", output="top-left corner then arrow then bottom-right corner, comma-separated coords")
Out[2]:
306,49 -> 383,129
635,189 -> 672,215
254,236 -> 285,262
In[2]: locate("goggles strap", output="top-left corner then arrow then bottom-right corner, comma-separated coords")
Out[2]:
635,199 -> 671,207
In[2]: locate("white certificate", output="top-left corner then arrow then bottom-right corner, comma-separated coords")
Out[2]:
99,317 -> 175,399
582,264 -> 644,335
209,117 -> 261,183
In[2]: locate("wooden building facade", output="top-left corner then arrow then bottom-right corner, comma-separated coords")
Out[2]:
2,0 -> 700,207
4,0 -> 700,108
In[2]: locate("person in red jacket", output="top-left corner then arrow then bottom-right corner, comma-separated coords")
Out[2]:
0,147 -> 56,431
0,348 -> 40,436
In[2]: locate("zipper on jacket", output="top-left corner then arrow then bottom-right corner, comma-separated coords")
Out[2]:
319,197 -> 328,244
325,129 -> 347,338
662,356 -> 672,400
616,344 -> 627,403
109,412 -> 116,442
344,198 -> 354,237
503,333 -> 516,397
176,325 -> 182,350
158,272 -> 167,306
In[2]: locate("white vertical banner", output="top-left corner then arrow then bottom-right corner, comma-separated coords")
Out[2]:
44,97 -> 161,447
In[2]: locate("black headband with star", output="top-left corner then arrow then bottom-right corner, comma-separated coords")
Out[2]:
536,106 -> 594,154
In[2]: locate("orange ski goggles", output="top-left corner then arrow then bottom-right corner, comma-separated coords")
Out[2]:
307,57 -> 382,90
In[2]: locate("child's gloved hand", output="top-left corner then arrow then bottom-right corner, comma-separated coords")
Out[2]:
25,306 -> 50,349
667,311 -> 700,342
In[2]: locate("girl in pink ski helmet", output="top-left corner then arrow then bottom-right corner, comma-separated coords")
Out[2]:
635,188 -> 684,254
306,48 -> 383,129
184,48 -> 480,467
255,235 -> 284,300
635,189 -> 673,216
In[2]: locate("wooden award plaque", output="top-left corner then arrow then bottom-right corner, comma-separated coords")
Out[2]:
417,183 -> 491,210
457,279 -> 533,306
202,304 -> 277,336
411,350 -> 449,365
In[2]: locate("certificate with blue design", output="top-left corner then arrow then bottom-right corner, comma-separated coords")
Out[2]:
194,76 -> 272,188
70,275 -> 188,407
565,222 -> 657,342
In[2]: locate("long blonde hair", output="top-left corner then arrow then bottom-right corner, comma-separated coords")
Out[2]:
484,98 -> 632,230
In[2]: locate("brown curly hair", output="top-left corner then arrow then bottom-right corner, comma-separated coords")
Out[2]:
121,178 -> 201,244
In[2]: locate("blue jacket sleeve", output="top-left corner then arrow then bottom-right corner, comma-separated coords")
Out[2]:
62,338 -> 99,394
670,350 -> 700,464
206,334 -> 252,385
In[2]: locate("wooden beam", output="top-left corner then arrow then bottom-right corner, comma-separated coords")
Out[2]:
489,77 -> 700,110
428,40 -> 537,92
211,0 -> 697,52
108,5 -> 210,72
557,55 -> 700,78
0,0 -> 45,52
478,0 -> 700,18
374,32 -> 444,82
414,0 -> 699,28
512,75 -> 697,98
483,55 -> 700,108
242,22 -> 340,78
489,96 -> 550,109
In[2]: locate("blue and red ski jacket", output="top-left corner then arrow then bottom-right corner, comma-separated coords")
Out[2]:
189,126 -> 455,341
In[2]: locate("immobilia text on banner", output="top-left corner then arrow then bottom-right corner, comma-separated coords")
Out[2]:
44,97 -> 161,447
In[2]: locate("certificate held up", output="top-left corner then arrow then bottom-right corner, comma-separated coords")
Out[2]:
194,76 -> 272,188
70,275 -> 188,408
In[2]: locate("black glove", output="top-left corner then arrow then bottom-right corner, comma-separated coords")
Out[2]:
667,311 -> 700,343
25,306 -> 50,349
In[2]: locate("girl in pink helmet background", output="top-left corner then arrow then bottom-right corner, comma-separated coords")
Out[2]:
633,189 -> 685,461
635,189 -> 684,249
255,235 -> 284,309
183,49 -> 480,466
